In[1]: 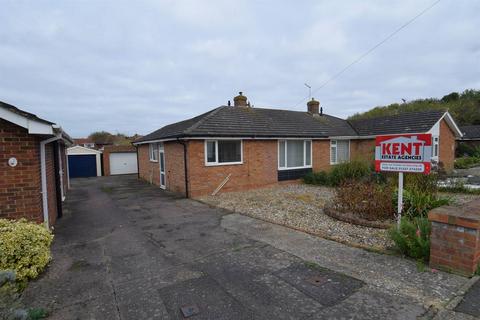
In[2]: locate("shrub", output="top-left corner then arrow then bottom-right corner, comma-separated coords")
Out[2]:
303,160 -> 373,186
404,173 -> 439,194
0,219 -> 53,282
303,171 -> 330,185
389,217 -> 431,262
331,180 -> 395,221
455,157 -> 480,169
456,143 -> 476,157
394,189 -> 450,219
328,160 -> 373,186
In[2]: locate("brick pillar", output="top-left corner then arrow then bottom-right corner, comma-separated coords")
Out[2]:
428,199 -> 480,276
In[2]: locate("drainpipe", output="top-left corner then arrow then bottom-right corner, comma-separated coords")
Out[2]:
40,134 -> 62,229
176,138 -> 189,198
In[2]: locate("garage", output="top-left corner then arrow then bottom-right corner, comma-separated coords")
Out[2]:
109,152 -> 138,175
67,146 -> 102,178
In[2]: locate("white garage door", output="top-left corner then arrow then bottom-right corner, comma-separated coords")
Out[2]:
109,153 -> 138,175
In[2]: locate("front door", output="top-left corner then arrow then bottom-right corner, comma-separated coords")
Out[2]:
159,149 -> 166,189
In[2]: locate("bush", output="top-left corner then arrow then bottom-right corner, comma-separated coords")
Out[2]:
303,160 -> 373,186
399,189 -> 450,218
404,173 -> 439,194
0,219 -> 53,282
331,180 -> 395,221
303,171 -> 330,185
456,143 -> 476,157
389,217 -> 431,262
455,157 -> 480,169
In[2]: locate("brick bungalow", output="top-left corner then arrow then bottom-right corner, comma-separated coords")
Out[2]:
0,101 -> 72,228
134,93 -> 462,198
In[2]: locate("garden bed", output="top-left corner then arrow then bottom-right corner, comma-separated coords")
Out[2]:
198,184 -> 394,250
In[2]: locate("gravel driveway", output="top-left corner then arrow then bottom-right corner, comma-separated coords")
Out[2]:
199,184 -> 392,250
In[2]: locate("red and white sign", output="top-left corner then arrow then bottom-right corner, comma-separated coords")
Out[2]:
375,134 -> 432,174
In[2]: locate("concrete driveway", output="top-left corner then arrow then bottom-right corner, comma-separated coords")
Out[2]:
22,175 -> 476,319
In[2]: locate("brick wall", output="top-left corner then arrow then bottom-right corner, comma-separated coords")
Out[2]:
187,140 -> 278,197
312,140 -> 331,172
439,119 -> 456,173
0,119 -> 43,222
138,144 -> 160,185
164,142 -> 186,194
102,145 -> 137,176
45,143 -> 58,226
429,200 -> 480,276
350,139 -> 376,162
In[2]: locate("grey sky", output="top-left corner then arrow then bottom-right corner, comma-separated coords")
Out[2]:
1,0 -> 479,137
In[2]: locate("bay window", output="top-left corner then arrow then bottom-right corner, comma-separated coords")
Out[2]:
330,140 -> 350,164
278,140 -> 312,170
205,140 -> 242,165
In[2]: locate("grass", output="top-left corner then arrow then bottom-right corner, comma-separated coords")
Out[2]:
101,186 -> 114,193
438,186 -> 480,195
28,308 -> 49,320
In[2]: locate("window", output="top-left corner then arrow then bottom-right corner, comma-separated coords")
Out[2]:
205,140 -> 242,165
433,136 -> 439,158
149,143 -> 159,162
330,140 -> 350,164
278,140 -> 312,170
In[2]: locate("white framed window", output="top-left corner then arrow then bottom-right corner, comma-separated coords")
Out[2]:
205,140 -> 243,166
433,136 -> 439,158
149,143 -> 159,162
330,140 -> 350,164
278,140 -> 312,170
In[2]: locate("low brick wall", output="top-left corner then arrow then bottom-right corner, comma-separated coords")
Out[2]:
429,199 -> 480,276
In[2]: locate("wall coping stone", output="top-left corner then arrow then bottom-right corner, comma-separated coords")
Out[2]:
428,199 -> 480,229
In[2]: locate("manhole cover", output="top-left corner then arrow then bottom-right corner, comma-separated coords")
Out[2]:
306,276 -> 328,286
180,304 -> 200,318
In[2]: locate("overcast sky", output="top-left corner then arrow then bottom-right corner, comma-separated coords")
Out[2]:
1,0 -> 479,137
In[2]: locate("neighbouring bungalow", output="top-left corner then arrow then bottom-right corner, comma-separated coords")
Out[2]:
0,101 -> 72,228
458,125 -> 480,150
134,92 -> 462,198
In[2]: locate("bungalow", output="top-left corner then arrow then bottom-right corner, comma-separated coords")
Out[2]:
458,125 -> 480,149
134,93 -> 462,198
0,101 -> 72,228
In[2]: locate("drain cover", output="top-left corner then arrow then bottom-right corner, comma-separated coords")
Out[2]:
180,304 -> 200,318
306,276 -> 328,286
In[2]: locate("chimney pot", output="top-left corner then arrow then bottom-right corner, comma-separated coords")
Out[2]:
307,98 -> 320,115
234,92 -> 248,107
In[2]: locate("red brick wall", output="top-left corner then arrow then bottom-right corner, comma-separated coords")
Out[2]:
45,143 -> 58,226
164,142 -> 186,194
0,119 -> 43,222
312,140 -> 331,172
439,119 -> 456,173
350,139 -> 376,162
429,202 -> 480,276
138,144 -> 160,185
187,140 -> 278,197
102,145 -> 137,176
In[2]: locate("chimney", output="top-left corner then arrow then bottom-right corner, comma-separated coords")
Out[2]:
233,92 -> 248,107
307,98 -> 320,115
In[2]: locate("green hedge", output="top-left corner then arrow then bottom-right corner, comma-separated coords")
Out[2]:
455,157 -> 480,169
303,160 -> 373,186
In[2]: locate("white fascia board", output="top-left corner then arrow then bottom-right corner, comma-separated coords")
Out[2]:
0,107 -> 53,135
67,145 -> 103,155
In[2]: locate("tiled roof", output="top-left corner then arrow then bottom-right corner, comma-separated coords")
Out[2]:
136,106 -> 357,142
348,110 -> 446,136
460,125 -> 480,139
137,107 -> 450,143
0,100 -> 54,124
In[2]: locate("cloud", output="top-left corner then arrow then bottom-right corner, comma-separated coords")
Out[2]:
0,0 -> 478,136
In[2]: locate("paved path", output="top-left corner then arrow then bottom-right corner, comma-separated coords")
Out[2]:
21,175 -> 475,319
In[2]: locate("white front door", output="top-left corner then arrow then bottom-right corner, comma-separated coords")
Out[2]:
159,149 -> 166,189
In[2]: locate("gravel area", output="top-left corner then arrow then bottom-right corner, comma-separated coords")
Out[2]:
199,184 -> 393,250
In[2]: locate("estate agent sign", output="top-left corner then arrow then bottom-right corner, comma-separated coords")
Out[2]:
375,133 -> 433,226
375,134 -> 432,174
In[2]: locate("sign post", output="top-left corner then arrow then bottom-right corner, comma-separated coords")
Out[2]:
375,134 -> 432,227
